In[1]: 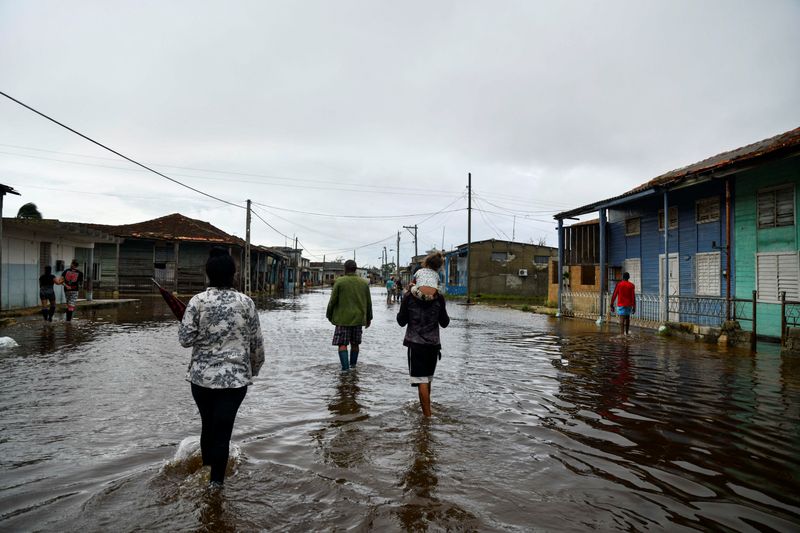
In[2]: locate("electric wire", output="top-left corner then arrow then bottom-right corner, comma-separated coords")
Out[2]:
251,201 -> 465,220
0,90 -> 245,210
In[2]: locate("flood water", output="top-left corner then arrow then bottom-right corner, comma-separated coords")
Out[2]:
1,288 -> 799,532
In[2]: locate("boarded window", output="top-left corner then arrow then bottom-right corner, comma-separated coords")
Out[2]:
551,261 -> 559,284
658,206 -> 679,231
491,251 -> 510,262
625,218 -> 640,236
580,265 -> 596,285
623,258 -> 641,289
696,197 -> 720,224
758,184 -> 794,229
757,252 -> 799,302
695,252 -> 720,296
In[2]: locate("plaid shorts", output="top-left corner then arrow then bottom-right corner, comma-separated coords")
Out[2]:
332,325 -> 363,346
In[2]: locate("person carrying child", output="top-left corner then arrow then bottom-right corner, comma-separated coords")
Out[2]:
396,251 -> 449,417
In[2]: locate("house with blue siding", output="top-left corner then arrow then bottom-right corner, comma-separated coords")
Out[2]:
554,126 -> 800,337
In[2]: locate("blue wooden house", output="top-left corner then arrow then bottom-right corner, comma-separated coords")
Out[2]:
554,126 -> 800,335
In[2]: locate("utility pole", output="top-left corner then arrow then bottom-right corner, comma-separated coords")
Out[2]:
245,199 -> 251,295
294,236 -> 298,293
512,215 -> 516,241
403,224 -> 418,259
396,231 -> 400,279
467,172 -> 472,304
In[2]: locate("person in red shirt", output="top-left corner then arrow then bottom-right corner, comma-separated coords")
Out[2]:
609,272 -> 636,335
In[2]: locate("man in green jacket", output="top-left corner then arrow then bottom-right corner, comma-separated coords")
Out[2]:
326,260 -> 373,371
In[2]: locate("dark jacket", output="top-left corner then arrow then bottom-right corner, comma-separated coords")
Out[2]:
396,292 -> 450,347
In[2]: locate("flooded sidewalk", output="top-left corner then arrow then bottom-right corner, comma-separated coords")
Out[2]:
0,289 -> 798,531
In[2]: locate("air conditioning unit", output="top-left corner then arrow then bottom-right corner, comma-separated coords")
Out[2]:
518,269 -> 528,277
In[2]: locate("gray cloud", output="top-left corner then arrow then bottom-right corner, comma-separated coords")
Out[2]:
1,0 -> 798,264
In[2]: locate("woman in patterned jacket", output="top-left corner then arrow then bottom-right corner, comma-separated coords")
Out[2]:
179,247 -> 265,490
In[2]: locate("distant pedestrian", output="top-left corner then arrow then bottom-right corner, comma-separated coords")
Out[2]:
39,266 -> 62,321
386,276 -> 395,304
395,277 -> 404,302
179,247 -> 265,490
397,251 -> 450,417
610,272 -> 636,335
327,260 -> 373,371
61,260 -> 84,321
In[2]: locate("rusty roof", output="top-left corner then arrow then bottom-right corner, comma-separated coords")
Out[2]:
91,213 -> 245,245
556,126 -> 800,219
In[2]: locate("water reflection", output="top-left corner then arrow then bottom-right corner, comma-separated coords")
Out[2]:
0,291 -> 798,532
315,370 -> 369,469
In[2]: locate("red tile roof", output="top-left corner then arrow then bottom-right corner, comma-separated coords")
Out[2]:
91,213 -> 244,245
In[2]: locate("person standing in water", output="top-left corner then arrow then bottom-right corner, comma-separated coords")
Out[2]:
179,247 -> 265,490
61,260 -> 83,321
326,260 -> 372,371
396,251 -> 450,417
39,266 -> 62,321
609,271 -> 636,335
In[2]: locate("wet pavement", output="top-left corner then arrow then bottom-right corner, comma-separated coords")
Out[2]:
0,289 -> 798,532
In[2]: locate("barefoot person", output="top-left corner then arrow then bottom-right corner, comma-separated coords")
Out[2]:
396,251 -> 450,417
179,247 -> 265,490
610,271 -> 636,335
326,260 -> 373,371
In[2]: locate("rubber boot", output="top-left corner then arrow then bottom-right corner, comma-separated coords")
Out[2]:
48,305 -> 56,321
41,308 -> 49,321
349,349 -> 359,367
338,350 -> 350,371
66,310 -> 73,322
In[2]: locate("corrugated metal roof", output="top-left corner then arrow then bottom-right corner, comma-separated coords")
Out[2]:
555,126 -> 800,219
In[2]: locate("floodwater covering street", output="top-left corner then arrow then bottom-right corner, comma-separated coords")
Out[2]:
1,288 -> 799,532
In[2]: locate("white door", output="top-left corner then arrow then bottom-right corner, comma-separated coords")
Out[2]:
659,253 -> 679,321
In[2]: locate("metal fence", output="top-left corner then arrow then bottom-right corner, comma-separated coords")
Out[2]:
562,290 -> 755,328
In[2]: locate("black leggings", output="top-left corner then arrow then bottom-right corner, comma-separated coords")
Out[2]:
191,383 -> 247,483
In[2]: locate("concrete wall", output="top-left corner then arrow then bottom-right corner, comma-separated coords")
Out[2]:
1,227 -> 89,309
469,241 -> 555,298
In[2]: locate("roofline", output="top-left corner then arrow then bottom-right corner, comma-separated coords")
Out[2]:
554,131 -> 800,220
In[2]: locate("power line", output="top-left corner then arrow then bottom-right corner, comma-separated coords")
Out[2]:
251,201 -> 465,220
0,90 -> 245,210
0,142 -> 467,197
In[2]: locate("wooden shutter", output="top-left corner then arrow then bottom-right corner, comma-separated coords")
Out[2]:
778,253 -> 800,300
695,252 -> 720,296
623,258 -> 641,289
776,186 -> 794,227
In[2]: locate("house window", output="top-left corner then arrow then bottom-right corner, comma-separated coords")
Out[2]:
658,207 -> 679,231
551,261 -> 559,284
580,265 -> 596,286
623,258 -> 641,289
695,252 -> 720,296
696,197 -> 720,224
625,218 -> 640,236
491,251 -> 510,262
533,255 -> 549,265
92,263 -> 102,282
758,184 -> 794,229
757,252 -> 799,302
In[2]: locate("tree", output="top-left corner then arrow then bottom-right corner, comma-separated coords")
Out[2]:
16,202 -> 42,219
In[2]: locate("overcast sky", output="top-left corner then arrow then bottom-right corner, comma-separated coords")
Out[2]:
1,1 -> 798,267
